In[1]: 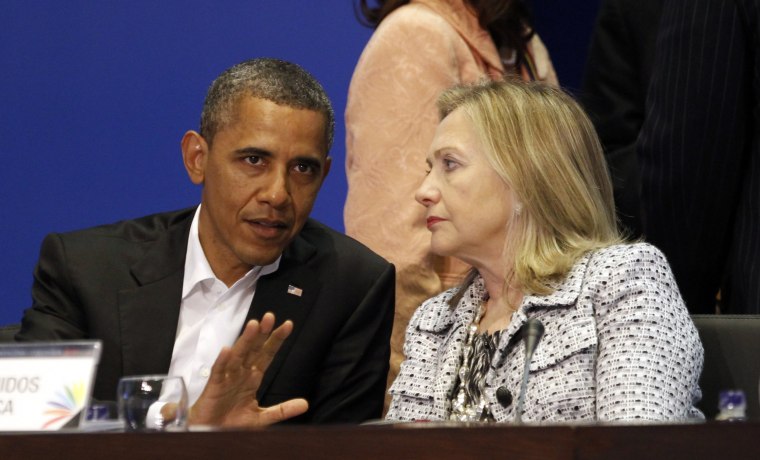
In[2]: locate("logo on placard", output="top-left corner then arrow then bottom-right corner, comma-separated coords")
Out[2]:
41,381 -> 86,429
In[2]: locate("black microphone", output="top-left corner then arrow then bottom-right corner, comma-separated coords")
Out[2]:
515,318 -> 544,424
495,323 -> 526,368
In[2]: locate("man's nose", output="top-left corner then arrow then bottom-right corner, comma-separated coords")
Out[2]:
258,169 -> 291,208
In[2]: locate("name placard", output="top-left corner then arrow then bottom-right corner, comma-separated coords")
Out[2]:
0,341 -> 101,431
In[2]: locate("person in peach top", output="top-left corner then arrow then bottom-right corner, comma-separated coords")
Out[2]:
344,0 -> 557,396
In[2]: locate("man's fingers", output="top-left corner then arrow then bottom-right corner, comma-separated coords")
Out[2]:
235,312 -> 275,364
248,320 -> 293,371
258,312 -> 275,335
271,319 -> 293,340
259,398 -> 309,425
239,314 -> 292,370
160,402 -> 179,423
232,319 -> 266,369
208,346 -> 232,384
240,313 -> 276,366
212,313 -> 294,386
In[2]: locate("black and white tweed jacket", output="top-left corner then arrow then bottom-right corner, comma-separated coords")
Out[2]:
387,243 -> 704,423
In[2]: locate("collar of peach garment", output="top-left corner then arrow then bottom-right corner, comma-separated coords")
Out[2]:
412,0 -> 504,78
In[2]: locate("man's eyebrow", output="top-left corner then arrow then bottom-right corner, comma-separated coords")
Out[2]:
234,146 -> 272,157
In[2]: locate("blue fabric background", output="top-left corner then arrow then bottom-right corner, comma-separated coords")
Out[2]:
0,0 -> 600,324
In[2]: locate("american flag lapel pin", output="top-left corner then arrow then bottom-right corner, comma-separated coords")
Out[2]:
287,284 -> 303,297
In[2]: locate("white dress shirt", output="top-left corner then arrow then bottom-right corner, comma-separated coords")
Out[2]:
167,206 -> 279,405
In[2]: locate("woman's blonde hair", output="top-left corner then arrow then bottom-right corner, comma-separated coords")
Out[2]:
439,78 -> 623,298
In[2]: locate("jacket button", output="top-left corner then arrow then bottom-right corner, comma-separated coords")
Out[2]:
496,386 -> 513,408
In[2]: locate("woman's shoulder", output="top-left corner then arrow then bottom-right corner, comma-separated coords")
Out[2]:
375,3 -> 458,40
583,242 -> 679,299
588,242 -> 669,269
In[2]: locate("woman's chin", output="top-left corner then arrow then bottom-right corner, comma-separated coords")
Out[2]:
430,241 -> 456,259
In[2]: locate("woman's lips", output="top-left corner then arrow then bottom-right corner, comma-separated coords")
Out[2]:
426,216 -> 445,229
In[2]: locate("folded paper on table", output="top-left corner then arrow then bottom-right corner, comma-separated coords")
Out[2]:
0,341 -> 101,431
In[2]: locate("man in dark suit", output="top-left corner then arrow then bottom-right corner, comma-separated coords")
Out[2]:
581,0 -> 663,238
16,58 -> 395,425
638,0 -> 760,314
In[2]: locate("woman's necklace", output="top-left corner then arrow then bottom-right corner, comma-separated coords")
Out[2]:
448,299 -> 499,422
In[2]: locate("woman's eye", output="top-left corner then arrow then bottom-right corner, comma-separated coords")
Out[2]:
443,159 -> 458,170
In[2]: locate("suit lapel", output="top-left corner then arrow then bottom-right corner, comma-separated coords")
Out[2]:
246,232 -> 320,397
118,212 -> 191,377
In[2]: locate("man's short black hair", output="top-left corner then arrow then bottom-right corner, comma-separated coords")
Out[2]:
200,58 -> 335,151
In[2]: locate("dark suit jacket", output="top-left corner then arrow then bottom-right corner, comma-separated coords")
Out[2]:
581,0 -> 664,237
638,0 -> 760,314
17,207 -> 395,423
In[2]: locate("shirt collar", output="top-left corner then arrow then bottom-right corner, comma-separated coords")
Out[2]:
182,205 -> 280,299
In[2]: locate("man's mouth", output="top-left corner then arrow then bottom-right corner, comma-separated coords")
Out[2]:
245,219 -> 289,238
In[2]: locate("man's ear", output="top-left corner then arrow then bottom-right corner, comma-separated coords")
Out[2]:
181,131 -> 208,185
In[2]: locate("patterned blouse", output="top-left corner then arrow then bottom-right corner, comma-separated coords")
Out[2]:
386,243 -> 704,422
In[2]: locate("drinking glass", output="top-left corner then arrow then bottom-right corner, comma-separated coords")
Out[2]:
117,375 -> 188,432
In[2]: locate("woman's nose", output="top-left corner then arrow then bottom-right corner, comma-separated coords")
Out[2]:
415,173 -> 440,207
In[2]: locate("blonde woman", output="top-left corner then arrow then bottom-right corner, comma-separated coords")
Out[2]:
387,79 -> 703,422
345,0 -> 557,396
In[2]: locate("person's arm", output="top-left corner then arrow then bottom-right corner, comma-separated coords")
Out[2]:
594,244 -> 703,421
17,233 -> 87,340
582,0 -> 651,153
581,0 -> 662,236
304,264 -> 395,423
638,0 -> 749,313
